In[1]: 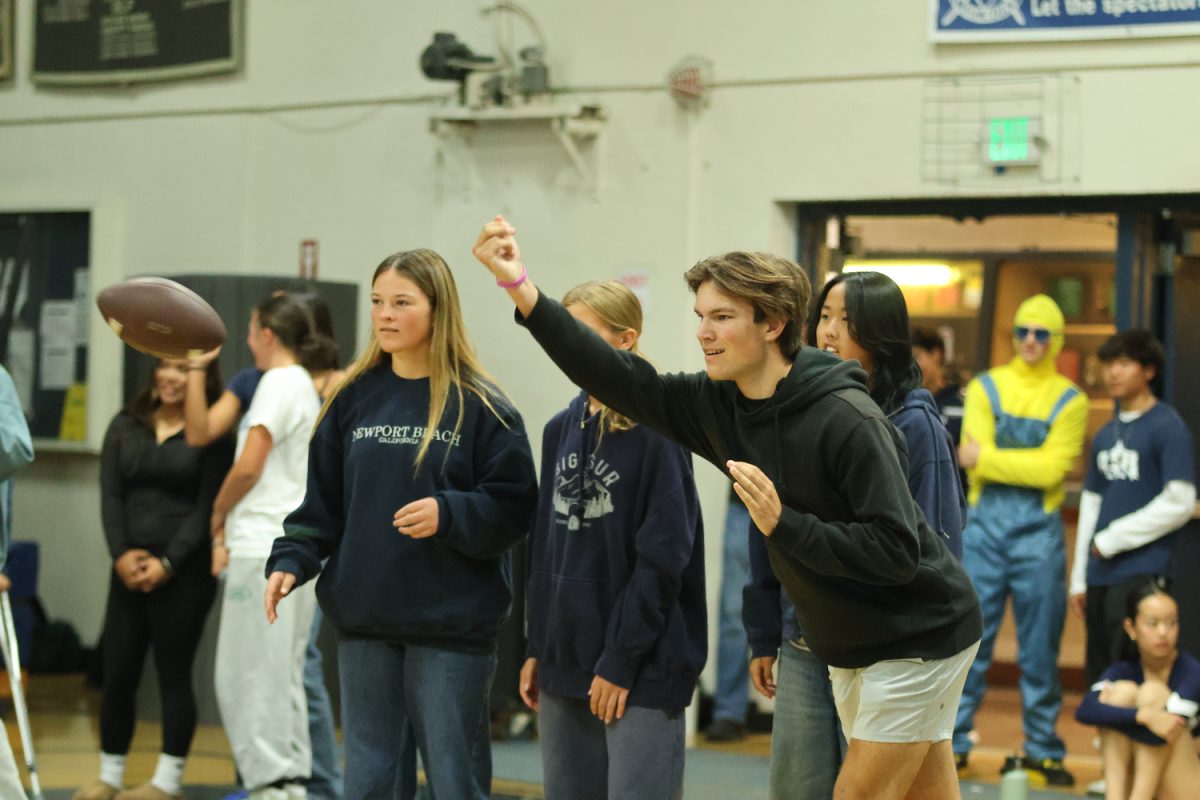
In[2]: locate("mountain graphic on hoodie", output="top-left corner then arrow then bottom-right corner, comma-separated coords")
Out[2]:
553,470 -> 614,529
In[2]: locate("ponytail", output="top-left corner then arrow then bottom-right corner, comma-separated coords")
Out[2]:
296,333 -> 341,374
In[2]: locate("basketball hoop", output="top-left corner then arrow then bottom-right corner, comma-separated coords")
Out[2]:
667,56 -> 713,112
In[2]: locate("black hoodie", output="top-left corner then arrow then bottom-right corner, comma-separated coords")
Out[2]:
518,295 -> 981,669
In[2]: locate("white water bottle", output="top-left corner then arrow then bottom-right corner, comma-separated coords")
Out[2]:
999,766 -> 1029,800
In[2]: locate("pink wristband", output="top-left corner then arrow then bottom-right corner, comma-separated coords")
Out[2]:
496,263 -> 528,289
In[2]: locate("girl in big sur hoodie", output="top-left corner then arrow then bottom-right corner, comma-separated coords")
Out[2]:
521,281 -> 705,800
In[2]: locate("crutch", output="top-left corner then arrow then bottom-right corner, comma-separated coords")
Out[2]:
0,591 -> 43,800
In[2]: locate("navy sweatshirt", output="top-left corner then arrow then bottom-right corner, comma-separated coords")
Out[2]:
1076,652 -> 1200,745
518,294 -> 982,669
267,363 -> 539,653
528,393 -> 707,714
892,388 -> 966,561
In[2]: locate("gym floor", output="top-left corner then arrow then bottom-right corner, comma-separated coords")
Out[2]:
6,674 -> 1103,798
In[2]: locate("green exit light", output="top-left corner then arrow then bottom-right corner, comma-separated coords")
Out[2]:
984,116 -> 1041,166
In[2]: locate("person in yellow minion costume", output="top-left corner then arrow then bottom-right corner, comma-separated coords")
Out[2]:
951,294 -> 1089,788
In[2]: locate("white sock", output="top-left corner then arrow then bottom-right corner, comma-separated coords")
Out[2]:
99,752 -> 126,788
150,753 -> 186,795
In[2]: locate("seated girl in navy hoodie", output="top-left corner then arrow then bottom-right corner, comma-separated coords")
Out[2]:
265,249 -> 538,800
520,280 -> 706,800
1076,581 -> 1200,800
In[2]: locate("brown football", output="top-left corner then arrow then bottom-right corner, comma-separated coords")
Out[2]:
96,277 -> 226,359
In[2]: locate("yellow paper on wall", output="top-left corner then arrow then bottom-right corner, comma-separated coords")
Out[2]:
59,383 -> 88,442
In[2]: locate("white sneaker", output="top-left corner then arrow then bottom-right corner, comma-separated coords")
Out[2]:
284,785 -> 306,800
246,789 -> 288,800
1086,778 -> 1106,797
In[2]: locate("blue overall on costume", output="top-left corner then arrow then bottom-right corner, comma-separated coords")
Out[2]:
953,375 -> 1079,761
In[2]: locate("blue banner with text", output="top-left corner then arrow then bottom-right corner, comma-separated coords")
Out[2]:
931,0 -> 1200,41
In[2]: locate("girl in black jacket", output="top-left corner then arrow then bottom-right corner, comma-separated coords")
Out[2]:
76,358 -> 230,800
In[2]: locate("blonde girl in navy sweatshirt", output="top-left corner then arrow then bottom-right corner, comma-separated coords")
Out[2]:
265,250 -> 538,800
520,281 -> 706,800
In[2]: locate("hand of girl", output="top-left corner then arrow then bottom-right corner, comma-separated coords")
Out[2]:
750,655 -> 777,699
728,461 -> 782,535
519,657 -> 540,711
211,542 -> 229,578
394,497 -> 439,539
264,571 -> 297,624
1139,707 -> 1187,742
1068,592 -> 1087,620
188,345 -> 222,370
589,674 -> 629,724
114,548 -> 151,590
472,216 -> 523,284
137,558 -> 170,593
957,435 -> 981,470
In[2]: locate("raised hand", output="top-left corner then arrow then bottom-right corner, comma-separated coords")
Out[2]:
187,345 -> 222,370
472,215 -> 523,283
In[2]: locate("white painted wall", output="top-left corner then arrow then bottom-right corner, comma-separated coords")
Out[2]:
2,3 -> 1197,703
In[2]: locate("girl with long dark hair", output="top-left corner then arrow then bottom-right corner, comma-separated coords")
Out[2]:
75,358 -> 230,800
743,269 -> 970,799
809,270 -> 965,558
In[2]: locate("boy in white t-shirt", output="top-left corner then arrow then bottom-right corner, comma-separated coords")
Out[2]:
210,296 -> 322,800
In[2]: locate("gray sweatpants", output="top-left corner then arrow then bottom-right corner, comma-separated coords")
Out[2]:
214,557 -> 316,790
538,689 -> 685,800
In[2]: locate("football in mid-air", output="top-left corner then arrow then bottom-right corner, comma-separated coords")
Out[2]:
96,277 -> 226,360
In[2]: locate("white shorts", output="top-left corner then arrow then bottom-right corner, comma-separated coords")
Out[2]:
829,640 -> 980,744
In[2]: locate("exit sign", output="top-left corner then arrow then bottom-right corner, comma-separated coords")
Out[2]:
983,116 -> 1042,166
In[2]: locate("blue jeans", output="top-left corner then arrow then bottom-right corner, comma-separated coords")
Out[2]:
713,500 -> 751,724
305,607 -> 343,800
769,642 -> 846,800
953,500 -> 1067,761
539,690 -> 685,800
338,638 -> 496,800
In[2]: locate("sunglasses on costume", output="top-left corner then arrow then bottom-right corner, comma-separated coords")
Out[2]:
1014,326 -> 1051,344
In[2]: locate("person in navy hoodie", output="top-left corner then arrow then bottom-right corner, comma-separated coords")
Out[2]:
1075,582 -> 1200,800
264,249 -> 538,800
743,270 -> 968,799
518,280 -> 706,800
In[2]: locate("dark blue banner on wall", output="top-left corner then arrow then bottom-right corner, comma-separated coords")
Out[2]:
33,0 -> 243,85
931,0 -> 1200,41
